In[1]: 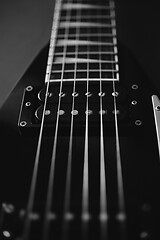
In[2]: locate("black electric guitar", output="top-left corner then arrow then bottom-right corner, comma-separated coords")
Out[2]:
0,0 -> 160,239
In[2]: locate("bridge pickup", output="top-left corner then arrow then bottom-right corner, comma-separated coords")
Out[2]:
18,82 -> 131,136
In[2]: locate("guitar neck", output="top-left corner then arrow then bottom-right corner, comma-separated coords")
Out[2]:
45,0 -> 119,84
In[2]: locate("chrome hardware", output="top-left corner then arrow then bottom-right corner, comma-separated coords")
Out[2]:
44,110 -> 51,116
112,109 -> 120,115
98,92 -> 105,97
58,110 -> 65,115
152,95 -> 160,159
46,92 -> 53,98
2,203 -> 15,214
131,100 -> 137,105
85,92 -> 92,97
59,92 -> 66,97
135,120 -> 142,126
2,230 -> 11,238
132,84 -> 138,90
25,102 -> 31,107
112,91 -> 119,97
72,92 -> 79,97
71,110 -> 78,115
85,110 -> 93,115
20,121 -> 27,127
99,110 -> 107,115
26,85 -> 33,91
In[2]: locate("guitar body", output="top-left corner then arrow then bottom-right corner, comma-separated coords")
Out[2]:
0,1 -> 160,240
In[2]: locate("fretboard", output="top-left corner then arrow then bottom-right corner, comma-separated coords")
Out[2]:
45,0 -> 119,83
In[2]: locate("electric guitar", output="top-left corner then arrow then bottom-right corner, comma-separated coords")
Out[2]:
0,0 -> 160,239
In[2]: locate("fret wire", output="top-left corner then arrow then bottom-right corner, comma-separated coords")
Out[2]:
62,3 -> 112,10
57,33 -> 116,37
60,14 -> 114,20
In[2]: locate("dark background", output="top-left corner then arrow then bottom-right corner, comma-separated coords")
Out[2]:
0,0 -> 160,107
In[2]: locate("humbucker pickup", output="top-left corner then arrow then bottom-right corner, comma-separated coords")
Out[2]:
18,82 -> 141,136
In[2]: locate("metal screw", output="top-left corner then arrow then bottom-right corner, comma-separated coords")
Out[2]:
98,92 -> 106,97
3,230 -> 11,238
99,110 -> 107,115
112,109 -> 120,115
132,100 -> 137,105
85,110 -> 93,115
112,91 -> 119,97
85,92 -> 93,97
20,121 -> 27,127
71,110 -> 78,115
132,84 -> 138,90
135,120 -> 142,126
25,102 -> 31,107
58,110 -> 65,115
46,92 -> 53,98
72,92 -> 79,97
155,106 -> 160,111
26,86 -> 33,91
59,92 -> 66,97
45,110 -> 51,116
2,203 -> 15,213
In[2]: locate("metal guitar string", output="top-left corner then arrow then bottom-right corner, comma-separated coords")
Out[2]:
42,2 -> 73,240
111,0 -> 127,238
22,0 -> 63,239
61,0 -> 81,239
81,6 -> 90,240
99,2 -> 108,240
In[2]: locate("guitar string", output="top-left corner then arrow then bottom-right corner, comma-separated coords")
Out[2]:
61,0 -> 80,238
98,2 -> 108,239
110,1 -> 127,238
42,1 -> 72,239
21,0 -> 63,239
81,40 -> 89,240
81,1 -> 90,239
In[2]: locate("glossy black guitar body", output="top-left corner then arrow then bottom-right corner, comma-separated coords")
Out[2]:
0,41 -> 160,240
